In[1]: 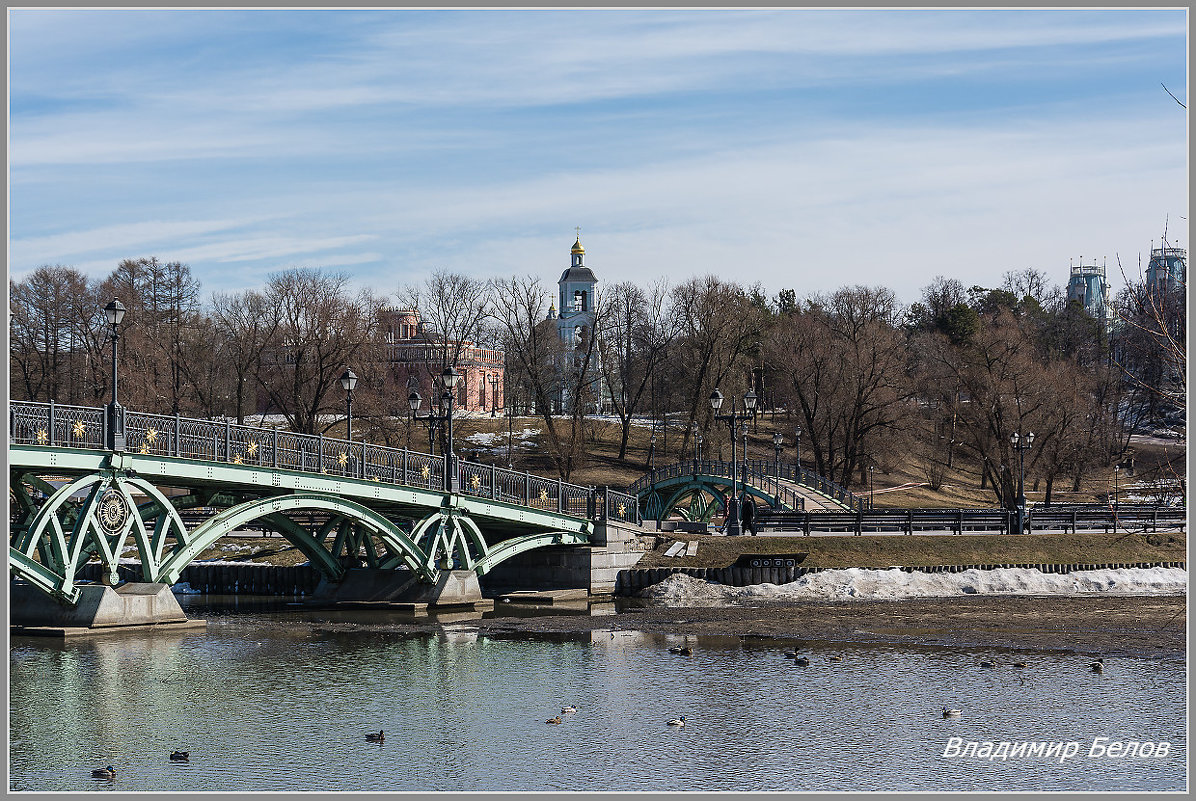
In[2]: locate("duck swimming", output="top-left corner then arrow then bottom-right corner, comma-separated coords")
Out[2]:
561,705 -> 577,714
169,751 -> 189,762
794,656 -> 810,666
91,766 -> 116,780
979,660 -> 997,668
365,730 -> 385,742
546,716 -> 563,725
667,716 -> 686,727
942,708 -> 962,718
1090,661 -> 1104,674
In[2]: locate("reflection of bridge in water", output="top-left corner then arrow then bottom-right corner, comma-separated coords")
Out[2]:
630,458 -> 864,526
9,401 -> 644,610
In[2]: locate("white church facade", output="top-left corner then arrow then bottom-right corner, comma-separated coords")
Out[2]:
546,234 -> 607,414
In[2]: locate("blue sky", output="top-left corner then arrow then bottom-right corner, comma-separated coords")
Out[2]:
8,8 -> 1188,304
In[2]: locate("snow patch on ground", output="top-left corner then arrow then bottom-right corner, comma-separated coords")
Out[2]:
640,567 -> 1188,605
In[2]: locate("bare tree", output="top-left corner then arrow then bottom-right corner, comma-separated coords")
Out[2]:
397,270 -> 492,369
256,268 -> 382,435
490,274 -> 604,480
598,279 -> 675,460
668,276 -> 764,454
9,265 -> 99,403
211,289 -> 281,424
768,286 -> 914,486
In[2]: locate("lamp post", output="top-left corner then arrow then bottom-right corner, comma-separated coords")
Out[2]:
408,367 -> 461,493
340,368 -> 357,442
710,387 -> 758,536
104,299 -> 126,452
489,374 -> 499,417
1113,465 -> 1120,522
506,404 -> 514,469
648,431 -> 656,470
772,431 -> 783,477
868,465 -> 875,511
794,426 -> 802,481
1011,431 -> 1035,534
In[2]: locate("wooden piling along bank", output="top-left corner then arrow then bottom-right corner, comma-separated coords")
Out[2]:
71,559 -> 1186,597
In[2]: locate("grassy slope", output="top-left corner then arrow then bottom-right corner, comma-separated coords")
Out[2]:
449,413 -> 1183,509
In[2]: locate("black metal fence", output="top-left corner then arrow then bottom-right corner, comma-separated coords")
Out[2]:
755,505 -> 1187,535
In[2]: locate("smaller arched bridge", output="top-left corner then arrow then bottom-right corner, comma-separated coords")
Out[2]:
9,401 -> 642,606
629,458 -> 865,524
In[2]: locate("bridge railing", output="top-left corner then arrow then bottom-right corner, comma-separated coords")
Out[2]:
11,401 -> 642,526
630,458 -> 874,512
12,401 -> 106,451
744,459 -> 865,511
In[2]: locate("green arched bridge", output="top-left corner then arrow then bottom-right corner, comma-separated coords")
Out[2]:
629,458 -> 864,524
9,401 -> 641,605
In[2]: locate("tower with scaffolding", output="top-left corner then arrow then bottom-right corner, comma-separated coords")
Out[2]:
1145,242 -> 1186,292
1066,257 -> 1110,325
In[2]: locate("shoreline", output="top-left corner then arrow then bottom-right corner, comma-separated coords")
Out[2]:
470,594 -> 1187,660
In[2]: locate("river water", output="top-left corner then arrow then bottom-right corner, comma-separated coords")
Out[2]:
9,597 -> 1187,793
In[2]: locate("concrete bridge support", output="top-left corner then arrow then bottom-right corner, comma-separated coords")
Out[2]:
10,581 -> 207,636
310,568 -> 487,611
480,520 -> 655,595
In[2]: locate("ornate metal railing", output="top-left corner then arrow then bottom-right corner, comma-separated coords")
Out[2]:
10,401 -> 641,526
627,459 -> 810,512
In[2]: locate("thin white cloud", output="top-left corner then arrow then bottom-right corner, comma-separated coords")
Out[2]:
9,218 -> 267,263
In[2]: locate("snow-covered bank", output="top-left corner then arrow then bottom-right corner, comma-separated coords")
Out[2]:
640,566 -> 1188,605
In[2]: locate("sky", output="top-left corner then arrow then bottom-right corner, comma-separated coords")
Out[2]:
7,7 -> 1189,305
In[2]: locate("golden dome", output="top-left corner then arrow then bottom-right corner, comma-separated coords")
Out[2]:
571,237 -> 585,255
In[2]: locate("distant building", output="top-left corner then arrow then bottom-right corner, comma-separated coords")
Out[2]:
545,234 -> 606,413
380,307 -> 503,415
1066,258 -> 1110,322
1145,243 -> 1186,292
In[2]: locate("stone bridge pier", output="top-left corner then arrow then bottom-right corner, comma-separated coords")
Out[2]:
479,519 -> 655,595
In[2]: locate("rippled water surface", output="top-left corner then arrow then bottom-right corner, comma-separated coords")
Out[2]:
9,598 -> 1187,792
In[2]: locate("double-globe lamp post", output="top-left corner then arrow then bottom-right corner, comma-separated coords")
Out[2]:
408,367 -> 461,493
772,431 -> 783,477
340,369 -> 357,442
710,387 -> 757,536
1011,431 -> 1035,534
104,300 -> 127,452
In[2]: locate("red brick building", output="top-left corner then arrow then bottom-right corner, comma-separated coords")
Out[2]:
380,307 -> 504,414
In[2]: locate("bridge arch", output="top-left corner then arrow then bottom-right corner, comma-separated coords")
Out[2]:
639,471 -> 789,522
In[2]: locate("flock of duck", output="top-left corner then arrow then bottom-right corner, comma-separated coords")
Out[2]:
89,648 -> 1110,780
546,702 -> 686,728
941,657 -> 1108,719
90,752 -> 187,780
